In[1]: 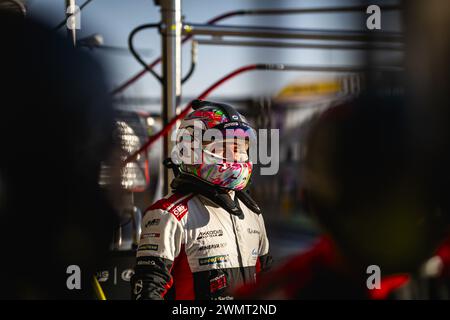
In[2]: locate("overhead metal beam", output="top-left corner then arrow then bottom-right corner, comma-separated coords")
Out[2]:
229,5 -> 402,16
183,24 -> 403,43
196,38 -> 404,51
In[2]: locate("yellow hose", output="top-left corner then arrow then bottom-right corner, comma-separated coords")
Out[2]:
92,276 -> 107,300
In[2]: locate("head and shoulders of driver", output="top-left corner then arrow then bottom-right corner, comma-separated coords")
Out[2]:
143,100 -> 262,224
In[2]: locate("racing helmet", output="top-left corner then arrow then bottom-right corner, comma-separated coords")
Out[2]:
173,100 -> 256,190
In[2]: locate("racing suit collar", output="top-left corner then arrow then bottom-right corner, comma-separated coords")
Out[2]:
170,173 -> 261,216
170,173 -> 243,216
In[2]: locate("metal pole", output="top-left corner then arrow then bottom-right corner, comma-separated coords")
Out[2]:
196,38 -> 404,51
159,0 -> 182,195
65,0 -> 77,46
183,24 -> 403,43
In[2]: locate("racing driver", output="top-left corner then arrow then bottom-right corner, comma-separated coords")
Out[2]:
131,99 -> 272,300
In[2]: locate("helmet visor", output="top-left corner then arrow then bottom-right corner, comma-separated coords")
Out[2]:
202,123 -> 256,164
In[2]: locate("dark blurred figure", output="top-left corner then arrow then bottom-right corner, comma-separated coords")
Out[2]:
235,93 -> 450,299
402,0 -> 450,297
0,9 -> 119,298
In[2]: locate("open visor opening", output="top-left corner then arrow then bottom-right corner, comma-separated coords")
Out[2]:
202,123 -> 256,164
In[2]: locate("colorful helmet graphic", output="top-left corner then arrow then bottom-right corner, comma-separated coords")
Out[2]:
174,100 -> 256,190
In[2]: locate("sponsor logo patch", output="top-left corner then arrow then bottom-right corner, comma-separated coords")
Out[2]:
136,257 -> 156,266
121,269 -> 135,282
171,203 -> 188,219
196,229 -> 224,240
96,270 -> 109,282
223,121 -> 239,128
198,243 -> 227,251
137,260 -> 156,266
213,296 -> 234,300
251,248 -> 258,260
145,218 -> 160,228
247,228 -> 260,235
138,244 -> 158,251
199,255 -> 228,266
210,274 -> 227,293
140,232 -> 160,239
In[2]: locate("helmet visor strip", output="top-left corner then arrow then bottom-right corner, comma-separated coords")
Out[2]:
202,123 -> 256,164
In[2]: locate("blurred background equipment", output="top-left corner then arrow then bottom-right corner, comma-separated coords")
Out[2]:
0,0 -> 26,16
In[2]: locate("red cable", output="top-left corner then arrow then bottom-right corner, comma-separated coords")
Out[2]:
197,64 -> 261,100
111,10 -> 246,96
123,64 -> 260,165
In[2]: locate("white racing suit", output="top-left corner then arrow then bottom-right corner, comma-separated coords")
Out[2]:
131,175 -> 271,300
